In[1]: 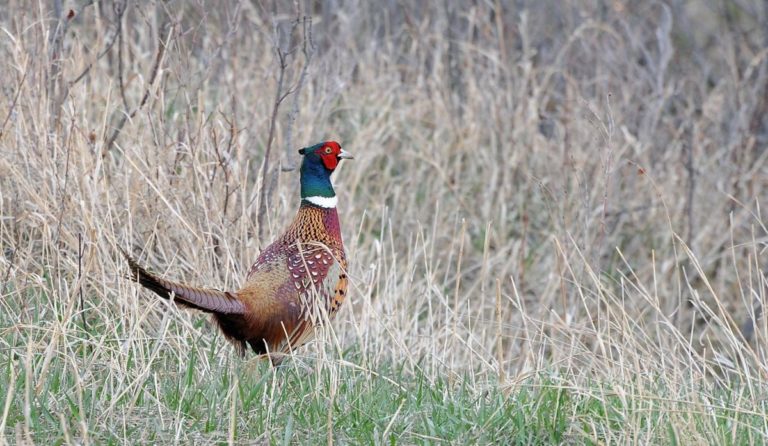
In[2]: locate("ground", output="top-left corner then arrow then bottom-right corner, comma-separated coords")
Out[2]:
1,1 -> 767,444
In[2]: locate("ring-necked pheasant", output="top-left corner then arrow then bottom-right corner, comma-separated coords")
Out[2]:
121,141 -> 353,365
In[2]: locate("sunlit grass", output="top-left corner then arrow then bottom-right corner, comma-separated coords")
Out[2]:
2,0 -> 768,444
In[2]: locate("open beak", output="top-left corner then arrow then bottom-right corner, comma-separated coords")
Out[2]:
338,149 -> 354,160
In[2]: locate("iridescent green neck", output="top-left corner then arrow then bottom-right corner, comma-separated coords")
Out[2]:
300,154 -> 336,208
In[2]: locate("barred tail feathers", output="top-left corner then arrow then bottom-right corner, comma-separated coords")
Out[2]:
120,248 -> 245,315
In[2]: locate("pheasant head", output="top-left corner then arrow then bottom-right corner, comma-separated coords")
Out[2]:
298,141 -> 353,208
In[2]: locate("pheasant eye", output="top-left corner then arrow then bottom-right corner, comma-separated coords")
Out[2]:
324,147 -> 333,154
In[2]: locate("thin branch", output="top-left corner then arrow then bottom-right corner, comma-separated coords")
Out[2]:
1,244 -> 15,296
117,9 -> 129,111
741,304 -> 763,343
78,232 -> 88,334
0,68 -> 27,138
282,16 -> 314,172
47,0 -> 73,128
256,45 -> 289,239
684,126 -> 695,247
257,11 -> 316,241
47,2 -> 101,126
104,20 -> 174,155
68,0 -> 126,87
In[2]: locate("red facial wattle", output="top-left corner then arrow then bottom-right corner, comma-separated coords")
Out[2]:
320,153 -> 339,170
318,142 -> 341,170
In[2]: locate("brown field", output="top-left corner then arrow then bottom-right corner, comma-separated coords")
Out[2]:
1,1 -> 767,443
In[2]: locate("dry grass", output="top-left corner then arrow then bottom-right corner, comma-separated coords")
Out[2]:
1,0 -> 767,443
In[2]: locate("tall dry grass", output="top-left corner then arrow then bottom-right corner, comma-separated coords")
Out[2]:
1,0 -> 767,442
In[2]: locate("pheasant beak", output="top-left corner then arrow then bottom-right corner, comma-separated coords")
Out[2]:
338,149 -> 354,160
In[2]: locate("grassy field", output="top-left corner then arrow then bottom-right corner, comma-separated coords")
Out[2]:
1,1 -> 768,444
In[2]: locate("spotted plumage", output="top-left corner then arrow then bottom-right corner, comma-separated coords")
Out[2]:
122,141 -> 352,365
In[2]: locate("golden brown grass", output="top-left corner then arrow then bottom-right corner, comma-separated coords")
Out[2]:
1,1 -> 767,443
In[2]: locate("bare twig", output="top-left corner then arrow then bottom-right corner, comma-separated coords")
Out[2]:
444,2 -> 465,119
282,16 -> 315,172
748,78 -> 768,142
68,0 -> 126,87
220,115 -> 238,218
257,11 -> 314,240
0,68 -> 27,138
495,279 -> 505,386
256,46 -> 289,239
683,126 -> 695,246
209,117 -> 239,264
741,303 -> 763,343
116,7 -> 129,111
78,232 -> 87,333
1,245 -> 15,296
104,19 -> 174,155
595,93 -> 615,270
47,0 -> 73,128
47,1 -> 101,126
54,120 -> 76,248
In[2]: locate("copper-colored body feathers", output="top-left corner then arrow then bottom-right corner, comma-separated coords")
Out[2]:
123,140 -> 351,364
122,204 -> 348,363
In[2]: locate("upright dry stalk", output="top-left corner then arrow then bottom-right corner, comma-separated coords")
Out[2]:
78,232 -> 87,333
0,361 -> 15,442
450,220 -> 467,359
495,279 -> 505,386
326,369 -> 336,446
683,126 -> 696,246
227,372 -> 238,446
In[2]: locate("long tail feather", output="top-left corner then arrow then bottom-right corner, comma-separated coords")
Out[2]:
119,247 -> 245,315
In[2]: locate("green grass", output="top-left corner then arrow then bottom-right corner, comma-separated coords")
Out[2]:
3,346 -> 767,445
1,298 -> 766,444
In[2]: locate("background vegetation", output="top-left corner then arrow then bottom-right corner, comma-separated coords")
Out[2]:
1,0 -> 767,443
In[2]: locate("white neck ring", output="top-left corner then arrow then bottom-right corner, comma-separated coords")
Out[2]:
304,195 -> 337,208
